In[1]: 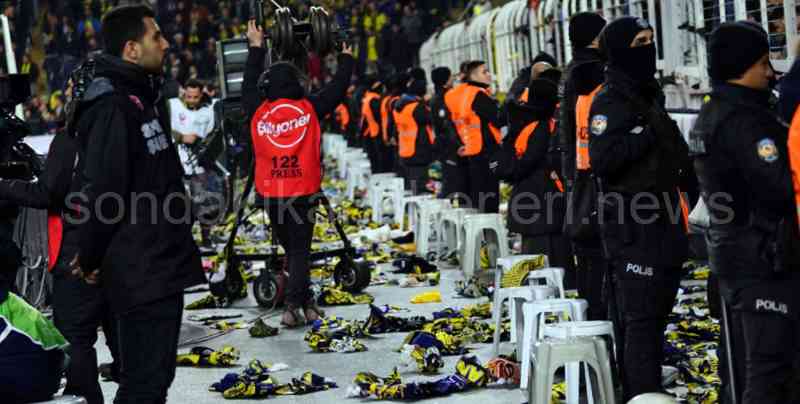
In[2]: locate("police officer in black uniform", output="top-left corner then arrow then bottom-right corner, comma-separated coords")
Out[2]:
559,11 -> 607,321
693,22 -> 800,404
588,17 -> 690,400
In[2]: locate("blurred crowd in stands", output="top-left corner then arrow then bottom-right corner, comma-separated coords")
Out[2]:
7,0 -> 487,135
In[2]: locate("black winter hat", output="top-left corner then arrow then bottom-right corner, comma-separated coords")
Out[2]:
532,52 -> 557,67
709,21 -> 770,83
525,78 -> 559,107
431,67 -> 451,88
538,68 -> 562,85
569,12 -> 606,49
408,67 -> 426,82
408,79 -> 427,97
599,16 -> 652,63
259,62 -> 305,100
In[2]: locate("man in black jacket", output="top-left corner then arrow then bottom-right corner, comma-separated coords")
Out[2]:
695,22 -> 799,404
71,5 -> 204,403
559,12 -> 607,321
589,17 -> 689,401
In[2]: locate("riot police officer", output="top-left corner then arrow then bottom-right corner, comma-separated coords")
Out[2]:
694,21 -> 800,404
588,17 -> 690,400
559,11 -> 607,321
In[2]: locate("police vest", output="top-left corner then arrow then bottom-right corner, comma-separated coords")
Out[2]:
381,95 -> 399,143
450,85 -> 501,156
394,101 -> 434,159
335,103 -> 350,132
361,92 -> 380,138
575,84 -> 602,171
515,119 -> 563,192
250,98 -> 322,198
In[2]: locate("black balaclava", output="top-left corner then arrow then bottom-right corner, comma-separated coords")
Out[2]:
569,12 -> 606,49
525,78 -> 559,119
258,62 -> 305,100
709,21 -> 770,85
600,16 -> 656,83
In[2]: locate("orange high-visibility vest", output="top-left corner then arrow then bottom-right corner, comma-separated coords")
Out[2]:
788,105 -> 800,228
450,85 -> 501,156
444,83 -> 467,135
394,101 -> 434,158
361,91 -> 381,138
335,103 -> 350,132
575,84 -> 603,170
515,118 -> 562,192
380,95 -> 399,143
519,88 -> 529,103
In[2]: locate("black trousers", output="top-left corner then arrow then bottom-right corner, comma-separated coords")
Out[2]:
574,243 -> 608,321
466,154 -> 499,213
51,249 -> 118,404
521,233 -> 576,289
266,199 -> 316,307
718,279 -> 800,404
609,265 -> 680,402
402,163 -> 429,195
114,293 -> 183,404
440,159 -> 469,207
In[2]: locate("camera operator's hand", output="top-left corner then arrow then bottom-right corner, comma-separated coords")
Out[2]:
69,253 -> 100,285
341,43 -> 354,57
247,19 -> 264,48
182,133 -> 199,145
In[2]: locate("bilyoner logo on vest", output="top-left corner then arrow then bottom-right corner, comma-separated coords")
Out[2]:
255,103 -> 312,149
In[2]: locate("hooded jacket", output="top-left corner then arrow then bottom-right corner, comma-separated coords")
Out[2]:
559,47 -> 605,183
74,54 -> 204,313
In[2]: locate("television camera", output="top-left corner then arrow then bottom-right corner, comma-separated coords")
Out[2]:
0,74 -> 39,180
255,0 -> 351,61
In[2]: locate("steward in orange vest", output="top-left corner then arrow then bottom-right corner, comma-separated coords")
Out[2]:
430,66 -> 468,204
393,78 -> 435,194
558,11 -> 608,321
447,61 -> 502,213
360,77 -> 383,172
504,77 -> 574,271
380,73 -> 408,175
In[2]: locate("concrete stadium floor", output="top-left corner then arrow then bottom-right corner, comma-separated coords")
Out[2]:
95,263 -> 529,404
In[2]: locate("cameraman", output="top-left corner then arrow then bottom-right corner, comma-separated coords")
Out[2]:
243,20 -> 354,327
0,77 -> 116,404
169,78 -> 219,248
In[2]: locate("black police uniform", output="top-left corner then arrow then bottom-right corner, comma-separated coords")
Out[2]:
693,82 -> 800,404
560,46 -> 607,321
589,61 -> 689,402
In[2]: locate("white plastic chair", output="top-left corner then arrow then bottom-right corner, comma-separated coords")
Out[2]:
461,213 -> 510,278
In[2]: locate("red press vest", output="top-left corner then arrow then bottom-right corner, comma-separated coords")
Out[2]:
251,98 -> 322,198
